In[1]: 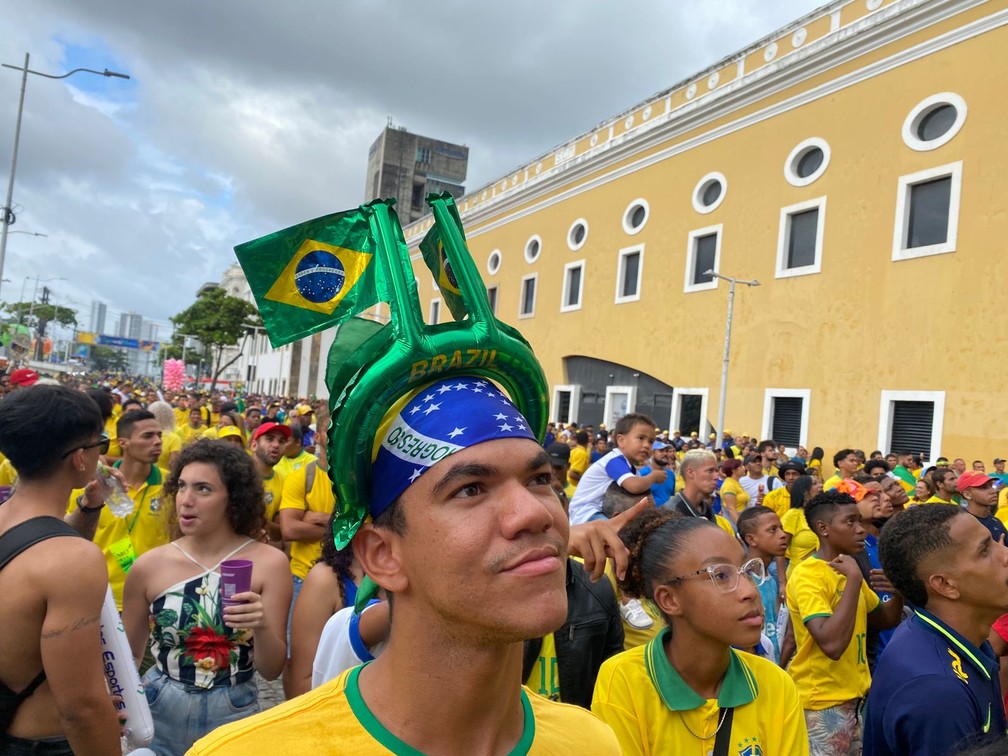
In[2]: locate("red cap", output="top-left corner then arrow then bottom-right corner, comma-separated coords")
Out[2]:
9,368 -> 39,387
252,421 -> 292,443
956,471 -> 995,494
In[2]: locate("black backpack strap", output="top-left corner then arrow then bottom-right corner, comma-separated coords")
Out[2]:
0,517 -> 80,570
712,707 -> 735,756
0,516 -> 83,729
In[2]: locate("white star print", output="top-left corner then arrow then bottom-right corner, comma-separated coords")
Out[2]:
499,422 -> 514,432
423,394 -> 435,402
423,402 -> 441,415
409,405 -> 421,415
408,468 -> 423,483
437,384 -> 453,395
453,383 -> 467,391
516,422 -> 527,431
448,427 -> 466,438
472,385 -> 484,393
494,412 -> 508,421
475,380 -> 487,387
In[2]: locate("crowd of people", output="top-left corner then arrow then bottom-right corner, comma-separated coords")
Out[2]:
0,366 -> 1006,754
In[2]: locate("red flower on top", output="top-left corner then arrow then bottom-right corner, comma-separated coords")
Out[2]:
183,626 -> 232,670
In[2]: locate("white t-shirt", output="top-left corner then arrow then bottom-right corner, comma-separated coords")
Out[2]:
567,450 -> 636,525
312,603 -> 387,689
739,473 -> 782,501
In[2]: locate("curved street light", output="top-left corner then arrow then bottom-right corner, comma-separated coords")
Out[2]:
0,53 -> 130,298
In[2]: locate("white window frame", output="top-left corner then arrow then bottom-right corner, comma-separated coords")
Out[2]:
429,298 -> 441,325
561,259 -> 585,313
615,244 -> 643,304
692,171 -> 727,214
567,218 -> 589,251
622,198 -> 649,235
784,137 -> 831,187
761,388 -> 811,450
487,249 -> 502,275
891,161 -> 962,262
683,224 -> 722,293
670,387 -> 710,436
877,390 -> 946,462
551,384 -> 581,424
524,234 -> 542,264
902,92 -> 967,152
604,385 -> 637,429
518,273 -> 538,319
775,197 -> 826,279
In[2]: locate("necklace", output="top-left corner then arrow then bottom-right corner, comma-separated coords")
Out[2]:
677,707 -> 729,741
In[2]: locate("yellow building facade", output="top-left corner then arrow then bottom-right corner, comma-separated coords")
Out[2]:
404,0 -> 1008,464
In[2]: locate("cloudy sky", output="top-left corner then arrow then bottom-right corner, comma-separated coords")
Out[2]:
0,0 -> 823,338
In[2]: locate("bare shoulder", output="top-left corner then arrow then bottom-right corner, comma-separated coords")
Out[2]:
246,540 -> 293,572
303,560 -> 339,588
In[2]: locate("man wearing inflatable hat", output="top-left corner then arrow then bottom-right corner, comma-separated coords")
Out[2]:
190,196 -> 623,753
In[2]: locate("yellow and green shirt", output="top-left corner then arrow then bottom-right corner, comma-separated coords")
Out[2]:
785,555 -> 880,710
262,469 -> 286,523
275,450 -> 315,478
280,461 -> 336,580
68,464 -> 169,609
762,486 -> 791,519
781,508 -> 819,576
190,664 -> 620,755
592,628 -> 808,755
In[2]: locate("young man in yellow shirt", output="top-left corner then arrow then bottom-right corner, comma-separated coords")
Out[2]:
786,488 -> 904,755
65,409 -> 168,609
249,420 -> 291,546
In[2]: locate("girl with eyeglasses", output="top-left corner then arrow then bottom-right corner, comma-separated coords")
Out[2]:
592,508 -> 808,755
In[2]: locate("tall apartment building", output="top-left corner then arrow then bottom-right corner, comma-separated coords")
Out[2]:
364,122 -> 469,223
89,300 -> 107,335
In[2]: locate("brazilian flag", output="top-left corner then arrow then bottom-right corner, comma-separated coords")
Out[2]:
419,200 -> 467,321
235,208 -> 386,348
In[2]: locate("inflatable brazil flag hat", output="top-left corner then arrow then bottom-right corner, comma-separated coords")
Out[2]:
234,193 -> 549,606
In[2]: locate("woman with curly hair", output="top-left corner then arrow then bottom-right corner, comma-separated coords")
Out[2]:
122,439 -> 292,755
591,508 -> 809,754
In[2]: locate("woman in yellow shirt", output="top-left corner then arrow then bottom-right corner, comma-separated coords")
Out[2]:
718,458 -> 749,525
592,509 -> 808,755
781,475 -> 822,576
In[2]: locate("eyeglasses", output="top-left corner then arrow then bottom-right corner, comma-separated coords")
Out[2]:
665,557 -> 767,593
61,432 -> 111,458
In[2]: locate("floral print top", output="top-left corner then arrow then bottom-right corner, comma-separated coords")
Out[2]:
150,544 -> 255,689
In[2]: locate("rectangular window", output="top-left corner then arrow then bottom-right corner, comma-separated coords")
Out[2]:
671,388 -> 710,438
615,245 -> 643,304
551,384 -> 581,424
429,298 -> 440,325
762,389 -> 811,450
561,260 -> 585,312
892,162 -> 962,261
776,198 -> 826,278
878,390 -> 945,462
486,285 -> 498,315
684,225 -> 722,293
416,147 -> 431,164
519,274 -> 537,318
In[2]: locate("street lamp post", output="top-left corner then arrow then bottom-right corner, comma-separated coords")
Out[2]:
704,269 -> 760,451
0,53 -> 129,298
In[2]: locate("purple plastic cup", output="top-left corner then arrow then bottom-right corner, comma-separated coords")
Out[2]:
219,559 -> 253,607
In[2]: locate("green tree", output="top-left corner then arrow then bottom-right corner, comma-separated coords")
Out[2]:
2,299 -> 78,360
171,287 -> 259,393
89,345 -> 129,372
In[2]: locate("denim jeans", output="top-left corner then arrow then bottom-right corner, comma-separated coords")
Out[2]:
286,574 -> 304,656
143,667 -> 259,756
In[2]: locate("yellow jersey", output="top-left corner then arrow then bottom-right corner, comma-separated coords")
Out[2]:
280,461 -> 336,580
719,476 -> 750,511
68,464 -> 169,609
567,445 -> 590,489
275,450 -> 315,478
762,486 -> 791,519
157,429 -> 182,471
262,469 -> 285,523
592,629 -> 808,755
526,633 -> 559,700
189,665 -> 620,755
785,555 -> 880,709
781,507 -> 818,576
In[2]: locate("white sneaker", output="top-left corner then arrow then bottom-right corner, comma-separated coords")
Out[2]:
620,598 -> 653,629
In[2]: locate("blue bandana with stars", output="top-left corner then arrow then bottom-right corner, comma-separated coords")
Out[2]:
369,375 -> 537,518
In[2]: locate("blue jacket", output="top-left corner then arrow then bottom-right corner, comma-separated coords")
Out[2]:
864,608 -> 1007,755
